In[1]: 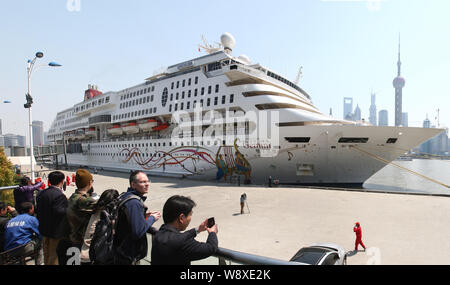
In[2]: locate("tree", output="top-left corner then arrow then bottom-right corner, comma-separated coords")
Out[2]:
0,146 -> 16,206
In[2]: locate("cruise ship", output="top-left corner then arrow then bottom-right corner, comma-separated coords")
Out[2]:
47,33 -> 442,186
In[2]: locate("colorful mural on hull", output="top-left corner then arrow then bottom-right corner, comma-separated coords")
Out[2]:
215,139 -> 252,183
118,139 -> 252,183
119,146 -> 216,174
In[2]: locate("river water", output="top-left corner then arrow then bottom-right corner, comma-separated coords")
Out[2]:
363,159 -> 450,196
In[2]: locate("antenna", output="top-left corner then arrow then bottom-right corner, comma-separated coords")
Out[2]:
294,66 -> 303,85
198,35 -> 223,54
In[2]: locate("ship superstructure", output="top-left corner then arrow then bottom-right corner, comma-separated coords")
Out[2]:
47,33 -> 442,186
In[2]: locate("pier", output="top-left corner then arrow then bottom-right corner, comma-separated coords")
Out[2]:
6,167 -> 446,265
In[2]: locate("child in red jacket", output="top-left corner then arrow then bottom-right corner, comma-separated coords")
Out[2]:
353,222 -> 366,251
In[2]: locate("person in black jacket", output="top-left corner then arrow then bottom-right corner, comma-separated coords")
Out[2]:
36,171 -> 69,265
0,202 -> 18,251
151,195 -> 218,265
113,171 -> 161,265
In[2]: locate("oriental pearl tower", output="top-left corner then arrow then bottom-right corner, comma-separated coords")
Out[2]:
393,36 -> 405,127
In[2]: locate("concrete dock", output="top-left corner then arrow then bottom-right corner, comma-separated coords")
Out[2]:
56,169 -> 450,265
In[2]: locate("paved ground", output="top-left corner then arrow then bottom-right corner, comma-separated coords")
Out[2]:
45,168 -> 450,265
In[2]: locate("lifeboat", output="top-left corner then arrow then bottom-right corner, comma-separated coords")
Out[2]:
152,123 -> 169,132
139,119 -> 158,132
122,122 -> 140,134
107,124 -> 123,136
86,127 -> 96,137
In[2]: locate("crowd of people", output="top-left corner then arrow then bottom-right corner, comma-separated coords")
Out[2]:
0,169 -> 219,265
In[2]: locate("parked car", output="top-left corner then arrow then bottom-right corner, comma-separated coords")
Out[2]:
289,243 -> 347,265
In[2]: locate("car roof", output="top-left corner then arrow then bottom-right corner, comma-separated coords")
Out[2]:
290,247 -> 330,265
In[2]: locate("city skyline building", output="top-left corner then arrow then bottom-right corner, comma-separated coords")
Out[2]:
354,104 -> 361,121
402,112 -> 409,127
369,93 -> 377,126
393,35 -> 406,127
0,118 -> 2,135
32,120 -> 44,146
343,97 -> 353,120
379,110 -> 388,126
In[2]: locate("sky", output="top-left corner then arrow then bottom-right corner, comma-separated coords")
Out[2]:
0,0 -> 449,140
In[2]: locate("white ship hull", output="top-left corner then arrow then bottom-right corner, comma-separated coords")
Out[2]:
57,125 -> 441,186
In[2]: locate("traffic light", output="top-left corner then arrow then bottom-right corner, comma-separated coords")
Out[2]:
24,93 -> 33,108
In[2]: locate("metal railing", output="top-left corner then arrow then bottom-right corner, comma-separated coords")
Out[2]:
213,247 -> 305,265
0,185 -> 18,193
141,234 -> 304,265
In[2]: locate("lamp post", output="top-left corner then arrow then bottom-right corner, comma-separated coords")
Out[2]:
26,52 -> 61,182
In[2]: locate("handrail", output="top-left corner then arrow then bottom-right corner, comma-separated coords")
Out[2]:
213,247 -> 305,265
0,185 -> 18,193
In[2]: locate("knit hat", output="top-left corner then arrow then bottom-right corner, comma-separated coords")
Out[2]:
75,169 -> 93,189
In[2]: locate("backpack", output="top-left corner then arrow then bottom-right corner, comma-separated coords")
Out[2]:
89,193 -> 143,265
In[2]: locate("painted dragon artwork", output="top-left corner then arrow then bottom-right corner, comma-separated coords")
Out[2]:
119,139 -> 252,183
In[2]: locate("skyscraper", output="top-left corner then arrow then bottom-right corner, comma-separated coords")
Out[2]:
343,97 -> 353,120
393,35 -> 405,127
369,93 -> 377,126
402,112 -> 408,127
420,116 -> 432,154
379,110 -> 388,126
0,118 -> 2,135
353,105 -> 361,121
32,120 -> 44,146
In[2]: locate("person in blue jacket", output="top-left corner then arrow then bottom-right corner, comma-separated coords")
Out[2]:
4,202 -> 42,264
113,170 -> 161,265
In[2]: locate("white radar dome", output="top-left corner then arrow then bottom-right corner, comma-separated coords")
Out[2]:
237,55 -> 251,65
221,32 -> 236,54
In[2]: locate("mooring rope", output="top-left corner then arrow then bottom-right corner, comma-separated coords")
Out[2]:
350,145 -> 450,189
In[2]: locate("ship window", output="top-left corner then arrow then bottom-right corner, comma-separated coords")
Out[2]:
387,138 -> 398,144
230,94 -> 234,103
161,87 -> 168,107
338,137 -> 369,143
215,84 -> 219,93
285,137 -> 311,143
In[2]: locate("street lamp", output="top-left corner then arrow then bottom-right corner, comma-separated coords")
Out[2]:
26,51 -> 61,182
